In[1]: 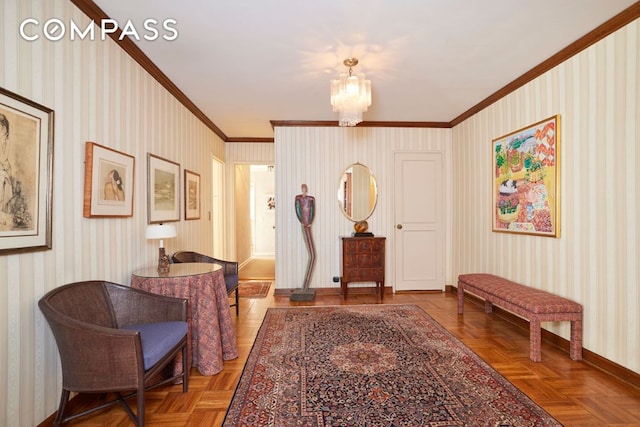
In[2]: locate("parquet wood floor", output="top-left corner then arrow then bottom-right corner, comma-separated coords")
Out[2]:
238,257 -> 275,281
40,288 -> 640,426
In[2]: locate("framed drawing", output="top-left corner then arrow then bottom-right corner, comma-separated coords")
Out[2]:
0,87 -> 54,254
147,153 -> 180,223
184,169 -> 200,220
266,194 -> 275,211
83,141 -> 135,218
492,115 -> 560,237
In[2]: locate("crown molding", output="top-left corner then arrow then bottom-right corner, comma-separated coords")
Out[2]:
226,137 -> 275,143
71,1 -> 640,142
270,120 -> 451,129
69,0 -> 229,142
450,2 -> 640,127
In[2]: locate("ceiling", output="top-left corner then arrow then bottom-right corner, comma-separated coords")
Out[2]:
90,0 -> 637,140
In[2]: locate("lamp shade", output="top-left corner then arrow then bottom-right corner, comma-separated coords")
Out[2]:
145,223 -> 177,240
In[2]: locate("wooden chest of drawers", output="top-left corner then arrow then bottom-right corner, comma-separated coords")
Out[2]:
341,236 -> 386,300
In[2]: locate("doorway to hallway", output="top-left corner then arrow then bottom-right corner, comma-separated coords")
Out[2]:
234,164 -> 275,280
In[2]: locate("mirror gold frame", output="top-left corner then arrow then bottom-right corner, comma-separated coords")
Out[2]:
337,163 -> 378,231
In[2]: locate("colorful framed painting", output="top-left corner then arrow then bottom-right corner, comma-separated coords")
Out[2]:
492,115 -> 560,237
0,87 -> 54,254
184,169 -> 200,220
83,141 -> 135,218
147,153 -> 180,224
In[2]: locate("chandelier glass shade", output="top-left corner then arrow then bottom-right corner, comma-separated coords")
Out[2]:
330,58 -> 371,127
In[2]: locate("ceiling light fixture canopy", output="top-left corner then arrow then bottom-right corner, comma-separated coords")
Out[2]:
330,58 -> 372,127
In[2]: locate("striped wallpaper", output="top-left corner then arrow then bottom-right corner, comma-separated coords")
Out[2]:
452,20 -> 639,372
1,0 -> 225,425
0,0 -> 638,425
273,126 -> 453,293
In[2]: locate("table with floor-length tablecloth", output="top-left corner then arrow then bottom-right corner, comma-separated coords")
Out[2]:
131,263 -> 238,375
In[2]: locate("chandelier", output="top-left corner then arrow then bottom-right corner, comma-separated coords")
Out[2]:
330,58 -> 372,127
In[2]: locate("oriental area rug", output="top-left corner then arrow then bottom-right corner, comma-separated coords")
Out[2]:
224,304 -> 561,427
237,281 -> 272,298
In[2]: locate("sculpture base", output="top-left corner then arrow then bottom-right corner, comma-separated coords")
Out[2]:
290,288 -> 316,301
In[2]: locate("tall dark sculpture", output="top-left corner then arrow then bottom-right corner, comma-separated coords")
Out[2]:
290,183 -> 316,301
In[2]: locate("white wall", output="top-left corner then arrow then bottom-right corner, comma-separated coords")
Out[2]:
273,127 -> 453,291
0,1 -> 225,425
451,19 -> 639,373
252,167 -> 275,256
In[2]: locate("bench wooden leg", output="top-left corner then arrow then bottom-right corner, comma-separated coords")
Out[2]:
530,318 -> 542,362
570,319 -> 583,361
484,300 -> 493,313
457,287 -> 463,315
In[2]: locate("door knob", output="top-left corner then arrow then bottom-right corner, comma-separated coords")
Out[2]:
396,224 -> 403,229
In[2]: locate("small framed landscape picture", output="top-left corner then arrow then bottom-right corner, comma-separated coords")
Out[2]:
147,153 -> 180,223
83,141 -> 135,218
184,169 -> 200,220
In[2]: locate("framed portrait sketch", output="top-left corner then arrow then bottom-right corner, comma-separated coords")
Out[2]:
184,169 -> 200,220
0,87 -> 54,254
83,141 -> 135,218
492,115 -> 560,237
147,153 -> 180,223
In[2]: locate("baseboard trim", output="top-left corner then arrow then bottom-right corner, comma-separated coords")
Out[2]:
450,285 -> 640,390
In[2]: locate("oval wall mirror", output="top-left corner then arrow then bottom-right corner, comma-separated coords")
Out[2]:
337,163 -> 378,231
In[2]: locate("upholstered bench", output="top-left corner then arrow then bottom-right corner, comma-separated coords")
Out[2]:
457,273 -> 583,362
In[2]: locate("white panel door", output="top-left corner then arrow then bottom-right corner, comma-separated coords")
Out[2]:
394,152 -> 443,291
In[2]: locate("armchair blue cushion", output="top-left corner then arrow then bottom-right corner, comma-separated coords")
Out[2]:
122,321 -> 188,370
38,280 -> 188,426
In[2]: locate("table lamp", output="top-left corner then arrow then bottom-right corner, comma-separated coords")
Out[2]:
145,223 -> 177,274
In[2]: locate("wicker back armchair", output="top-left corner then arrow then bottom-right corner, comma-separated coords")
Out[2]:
38,281 -> 189,426
171,251 -> 240,315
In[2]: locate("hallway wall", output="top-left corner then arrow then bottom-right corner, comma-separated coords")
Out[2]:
273,127 -> 453,291
0,0 -> 226,424
252,166 -> 276,256
234,164 -> 252,264
451,19 -> 640,373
